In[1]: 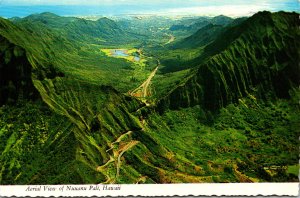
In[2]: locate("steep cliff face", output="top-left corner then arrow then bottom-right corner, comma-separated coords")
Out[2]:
0,19 -> 140,183
0,18 -> 65,105
172,24 -> 225,49
157,74 -> 203,113
0,35 -> 38,105
158,11 -> 300,111
31,76 -> 210,184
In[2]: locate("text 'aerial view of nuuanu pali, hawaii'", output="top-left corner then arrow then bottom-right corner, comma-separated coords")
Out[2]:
0,0 -> 299,185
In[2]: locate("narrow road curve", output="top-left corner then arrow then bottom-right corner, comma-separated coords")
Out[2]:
116,140 -> 139,180
233,164 -> 254,182
98,131 -> 138,184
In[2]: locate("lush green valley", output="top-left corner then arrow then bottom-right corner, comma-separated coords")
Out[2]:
0,11 -> 299,184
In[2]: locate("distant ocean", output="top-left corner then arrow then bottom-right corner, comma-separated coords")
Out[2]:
0,1 -> 298,18
0,4 -> 200,18
0,5 -> 162,18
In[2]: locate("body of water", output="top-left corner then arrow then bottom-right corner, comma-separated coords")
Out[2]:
134,56 -> 140,61
112,49 -> 129,57
111,49 -> 140,61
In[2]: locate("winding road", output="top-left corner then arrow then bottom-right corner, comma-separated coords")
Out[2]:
165,33 -> 175,45
130,61 -> 159,98
97,131 -> 139,183
116,140 -> 139,179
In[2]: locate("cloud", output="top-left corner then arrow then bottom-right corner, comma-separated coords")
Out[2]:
160,5 -> 268,17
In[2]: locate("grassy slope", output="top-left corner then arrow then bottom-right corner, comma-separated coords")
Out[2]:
148,92 -> 299,182
8,14 -> 155,93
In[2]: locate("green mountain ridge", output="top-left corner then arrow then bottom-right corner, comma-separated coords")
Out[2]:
158,11 -> 299,111
171,16 -> 248,50
172,24 -> 225,49
169,15 -> 234,33
0,17 -> 67,105
13,12 -> 139,45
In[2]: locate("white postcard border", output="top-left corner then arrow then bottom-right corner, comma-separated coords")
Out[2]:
0,183 -> 299,197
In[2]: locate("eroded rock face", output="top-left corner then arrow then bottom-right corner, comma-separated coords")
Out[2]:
158,12 -> 300,112
0,35 -> 38,105
157,74 -> 203,113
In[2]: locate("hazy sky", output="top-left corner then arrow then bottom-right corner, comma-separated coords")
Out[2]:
0,0 -> 298,17
0,0 -> 298,6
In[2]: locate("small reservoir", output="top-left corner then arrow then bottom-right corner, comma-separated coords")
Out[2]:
110,49 -> 140,62
111,49 -> 129,57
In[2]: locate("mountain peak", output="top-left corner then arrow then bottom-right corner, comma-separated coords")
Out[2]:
25,12 -> 61,20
